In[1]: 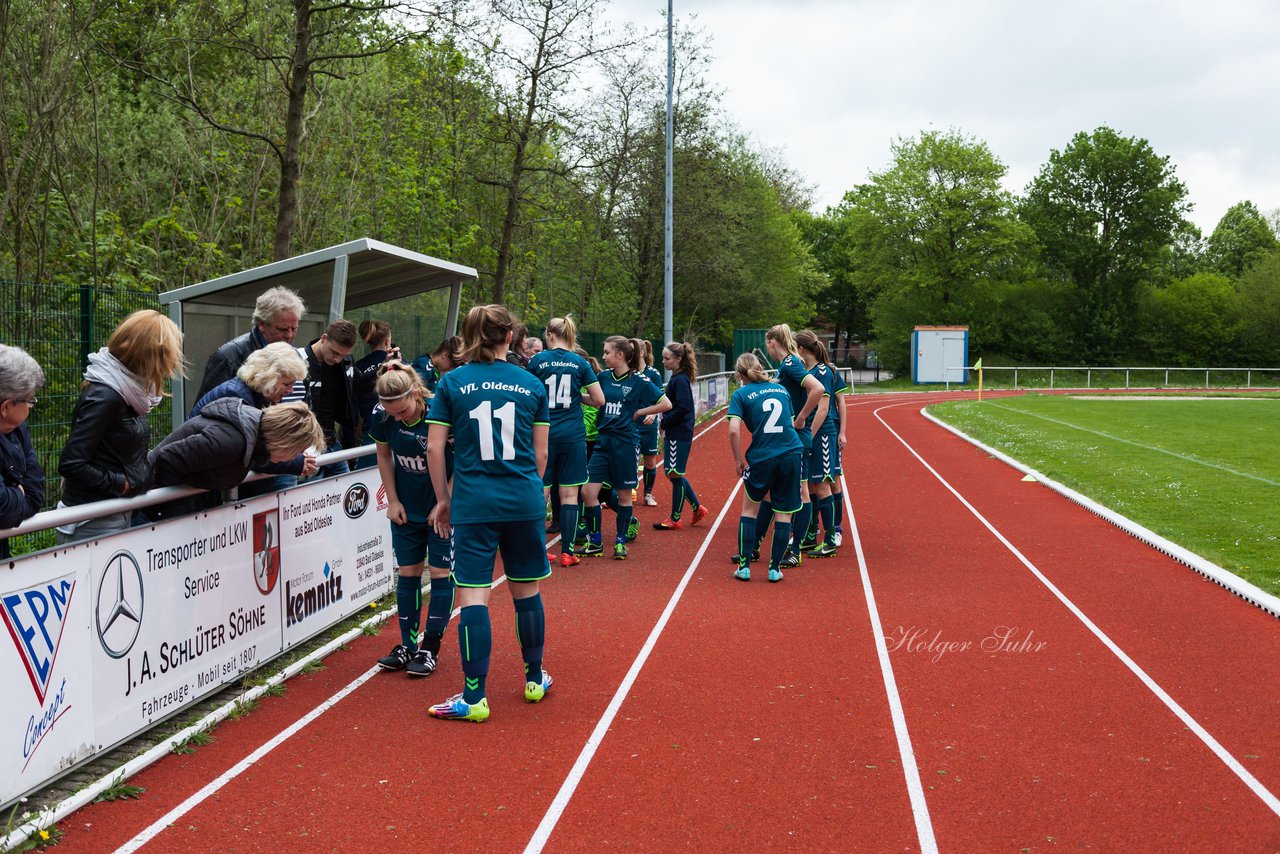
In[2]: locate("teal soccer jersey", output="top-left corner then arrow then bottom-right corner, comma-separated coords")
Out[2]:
808,362 -> 840,438
368,405 -> 448,522
775,354 -> 813,439
727,381 -> 803,465
595,369 -> 665,444
527,348 -> 599,443
426,360 -> 550,524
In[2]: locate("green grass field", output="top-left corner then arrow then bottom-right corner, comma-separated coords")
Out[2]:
928,393 -> 1280,596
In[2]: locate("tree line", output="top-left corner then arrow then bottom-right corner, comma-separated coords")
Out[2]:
802,128 -> 1280,375
4,0 -> 1278,373
0,0 -> 815,352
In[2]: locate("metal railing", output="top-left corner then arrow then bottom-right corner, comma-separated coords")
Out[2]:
947,366 -> 1280,390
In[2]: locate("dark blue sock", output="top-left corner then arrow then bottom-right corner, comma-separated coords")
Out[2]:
424,573 -> 454,649
643,467 -> 656,495
755,501 -> 774,552
791,502 -> 812,553
560,503 -> 580,553
458,605 -> 490,704
833,489 -> 844,533
616,505 -> 633,543
771,520 -> 793,569
587,503 -> 602,541
683,478 -> 700,510
807,500 -> 821,540
820,495 -> 837,542
396,574 -> 422,651
671,477 -> 686,520
514,593 -> 545,683
738,516 -> 756,565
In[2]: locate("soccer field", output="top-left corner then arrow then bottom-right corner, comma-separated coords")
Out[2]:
928,393 -> 1280,595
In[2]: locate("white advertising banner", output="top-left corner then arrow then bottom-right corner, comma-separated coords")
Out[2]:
278,470 -> 394,648
89,496 -> 284,751
0,547 -> 96,805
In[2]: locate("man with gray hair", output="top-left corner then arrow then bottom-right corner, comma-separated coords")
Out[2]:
0,344 -> 46,558
196,286 -> 306,399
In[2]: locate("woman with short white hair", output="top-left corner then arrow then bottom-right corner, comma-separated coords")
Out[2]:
0,344 -> 46,558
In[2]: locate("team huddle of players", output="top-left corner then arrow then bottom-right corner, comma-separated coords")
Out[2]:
370,307 -> 846,722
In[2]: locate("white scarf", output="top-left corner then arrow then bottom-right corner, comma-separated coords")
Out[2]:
83,348 -> 162,415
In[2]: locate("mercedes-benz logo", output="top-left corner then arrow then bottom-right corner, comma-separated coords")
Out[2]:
96,550 -> 144,659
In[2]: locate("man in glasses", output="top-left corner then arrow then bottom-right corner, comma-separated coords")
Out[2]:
196,286 -> 306,399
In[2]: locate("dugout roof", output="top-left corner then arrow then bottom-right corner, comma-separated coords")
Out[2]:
160,238 -> 477,428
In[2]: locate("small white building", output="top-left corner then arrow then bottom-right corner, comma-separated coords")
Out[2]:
911,325 -> 969,383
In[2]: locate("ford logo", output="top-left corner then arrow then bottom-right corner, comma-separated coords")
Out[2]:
343,483 -> 369,519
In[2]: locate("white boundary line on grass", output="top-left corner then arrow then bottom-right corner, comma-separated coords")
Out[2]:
840,475 -> 939,854
920,408 -> 1280,620
877,403 -> 1280,819
524,477 -> 743,853
980,401 -> 1280,487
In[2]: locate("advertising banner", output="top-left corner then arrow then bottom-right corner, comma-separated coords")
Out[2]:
0,547 -> 96,805
278,471 -> 393,648
89,496 -> 284,750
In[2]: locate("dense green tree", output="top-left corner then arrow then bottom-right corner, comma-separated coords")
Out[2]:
1140,272 -> 1237,366
1022,126 -> 1189,361
1205,200 -> 1279,278
838,130 -> 1034,374
1231,251 -> 1280,366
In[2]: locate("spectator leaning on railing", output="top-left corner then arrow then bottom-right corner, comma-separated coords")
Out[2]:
148,400 -> 324,493
0,344 -> 46,559
56,309 -> 185,545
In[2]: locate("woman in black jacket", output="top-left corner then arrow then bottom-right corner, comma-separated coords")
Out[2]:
0,344 -> 46,559
149,400 -> 324,493
56,310 -> 184,544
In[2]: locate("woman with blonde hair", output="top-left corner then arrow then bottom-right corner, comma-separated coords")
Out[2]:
57,309 -> 185,543
527,315 -> 605,564
425,305 -> 553,722
794,330 -> 843,557
731,324 -> 822,567
367,361 -> 454,677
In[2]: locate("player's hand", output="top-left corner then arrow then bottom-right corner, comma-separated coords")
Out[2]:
792,416 -> 804,429
642,414 -> 656,425
838,435 -> 847,451
429,500 -> 452,538
736,460 -> 746,477
387,500 -> 407,526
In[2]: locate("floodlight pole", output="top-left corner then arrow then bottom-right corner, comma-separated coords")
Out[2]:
663,0 -> 674,355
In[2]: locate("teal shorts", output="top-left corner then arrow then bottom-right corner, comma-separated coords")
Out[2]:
742,451 -> 802,513
451,520 -> 551,588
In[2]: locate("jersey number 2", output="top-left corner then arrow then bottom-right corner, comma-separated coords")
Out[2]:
470,400 -> 516,460
761,397 -> 785,433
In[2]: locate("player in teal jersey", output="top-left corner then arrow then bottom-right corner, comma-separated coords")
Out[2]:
581,336 -> 671,559
412,336 -> 462,396
830,368 -> 849,547
727,353 -> 804,582
795,330 -> 840,557
527,315 -> 605,567
733,324 -> 822,567
636,339 -> 664,506
424,305 -> 552,723
370,362 -> 454,677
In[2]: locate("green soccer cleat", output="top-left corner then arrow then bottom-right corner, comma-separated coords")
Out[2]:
810,541 -> 839,559
626,517 -> 639,542
428,694 -> 489,722
613,542 -> 628,560
525,670 -> 554,703
579,539 -> 604,557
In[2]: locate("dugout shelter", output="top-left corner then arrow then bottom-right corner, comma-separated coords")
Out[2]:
159,238 -> 477,429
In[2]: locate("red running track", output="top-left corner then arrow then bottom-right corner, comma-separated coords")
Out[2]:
54,394 -> 1280,852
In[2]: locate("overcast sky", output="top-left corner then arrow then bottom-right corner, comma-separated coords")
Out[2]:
603,0 -> 1280,235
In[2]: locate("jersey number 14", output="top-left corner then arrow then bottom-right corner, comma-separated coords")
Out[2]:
544,374 -> 573,409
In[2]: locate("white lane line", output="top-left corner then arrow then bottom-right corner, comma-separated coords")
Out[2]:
524,478 -> 744,853
840,475 -> 939,854
875,403 -> 1280,818
983,401 -> 1280,487
112,575 -> 508,853
112,665 -> 382,854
